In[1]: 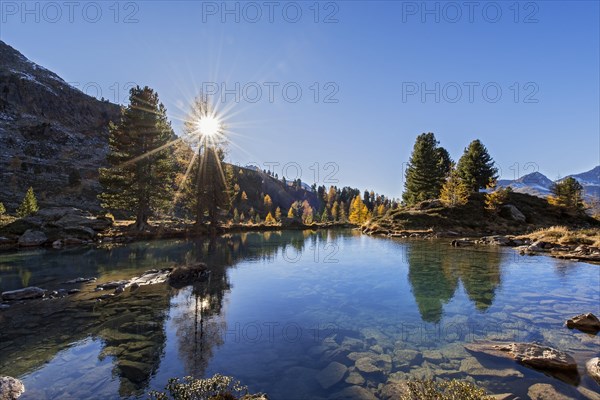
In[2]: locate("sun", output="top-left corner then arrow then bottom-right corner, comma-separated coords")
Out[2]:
197,115 -> 222,137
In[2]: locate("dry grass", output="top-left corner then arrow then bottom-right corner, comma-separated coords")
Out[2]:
518,226 -> 600,247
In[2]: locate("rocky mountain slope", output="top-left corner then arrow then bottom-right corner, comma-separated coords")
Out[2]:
0,40 -> 120,212
497,167 -> 599,200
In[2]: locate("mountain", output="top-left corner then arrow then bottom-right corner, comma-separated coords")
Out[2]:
497,167 -> 599,201
0,40 -> 120,211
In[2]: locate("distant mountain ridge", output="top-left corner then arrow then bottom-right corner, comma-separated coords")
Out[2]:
497,166 -> 600,200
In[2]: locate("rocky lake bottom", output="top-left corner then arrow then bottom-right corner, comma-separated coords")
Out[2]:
0,230 -> 599,399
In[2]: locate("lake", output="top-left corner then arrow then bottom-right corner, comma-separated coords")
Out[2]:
0,230 -> 599,399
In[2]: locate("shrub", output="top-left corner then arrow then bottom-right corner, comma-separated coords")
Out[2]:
401,379 -> 491,400
148,375 -> 259,400
0,202 -> 5,216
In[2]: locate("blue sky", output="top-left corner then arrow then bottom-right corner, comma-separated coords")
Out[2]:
1,1 -> 598,198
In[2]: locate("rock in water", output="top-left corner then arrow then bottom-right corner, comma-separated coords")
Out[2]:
316,362 -> 347,389
1,287 -> 45,301
464,342 -> 577,372
17,230 -> 47,247
587,358 -> 600,385
566,313 -> 600,334
0,376 -> 25,399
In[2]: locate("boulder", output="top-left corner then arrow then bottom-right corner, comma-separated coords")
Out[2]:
527,383 -> 573,400
500,204 -> 526,222
566,313 -> 600,333
17,229 -> 47,247
2,287 -> 45,301
464,342 -> 577,372
587,358 -> 600,385
451,238 -> 476,247
316,361 -> 347,389
0,376 -> 24,400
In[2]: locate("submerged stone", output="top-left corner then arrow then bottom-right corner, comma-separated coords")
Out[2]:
316,361 -> 347,389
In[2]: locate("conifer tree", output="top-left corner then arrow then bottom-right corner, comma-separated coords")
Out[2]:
402,133 -> 452,205
240,212 -> 246,223
331,201 -> 340,221
265,212 -> 276,224
241,191 -> 248,202
320,209 -> 329,222
376,204 -> 386,216
287,206 -> 294,218
233,208 -> 240,223
0,202 -> 5,216
254,214 -> 261,224
275,207 -> 282,221
263,194 -> 273,212
484,179 -> 511,212
339,201 -> 347,222
99,86 -> 175,230
16,187 -> 39,217
440,168 -> 470,207
349,195 -> 369,224
548,177 -> 584,210
456,139 -> 498,192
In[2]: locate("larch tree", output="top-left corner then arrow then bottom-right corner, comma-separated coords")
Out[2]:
99,86 -> 175,230
16,187 -> 39,217
456,139 -> 498,192
275,207 -> 282,221
440,168 -> 470,207
402,133 -> 452,205
349,195 -> 369,224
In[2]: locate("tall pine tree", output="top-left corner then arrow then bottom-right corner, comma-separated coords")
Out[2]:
456,139 -> 498,192
402,133 -> 452,205
16,187 -> 39,217
99,86 -> 175,230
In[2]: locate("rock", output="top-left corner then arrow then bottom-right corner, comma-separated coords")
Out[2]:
316,361 -> 347,389
64,277 -> 96,284
379,382 -> 410,400
169,263 -> 208,288
344,371 -> 364,385
480,235 -> 514,246
499,204 -> 526,222
117,360 -> 151,383
67,289 -> 80,295
527,241 -> 552,252
465,342 -> 577,373
1,287 -> 45,301
0,376 -> 25,400
130,269 -> 171,287
587,358 -> 600,385
96,280 -> 129,290
354,353 -> 391,376
17,229 -> 47,247
114,285 -> 125,294
417,199 -> 443,210
451,238 -> 476,247
62,226 -> 96,239
52,239 -> 63,248
459,356 -> 523,378
566,313 -> 600,333
330,385 -> 377,400
0,304 -> 9,310
527,383 -> 572,400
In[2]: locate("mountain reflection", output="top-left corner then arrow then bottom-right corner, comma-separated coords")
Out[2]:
407,241 -> 503,323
